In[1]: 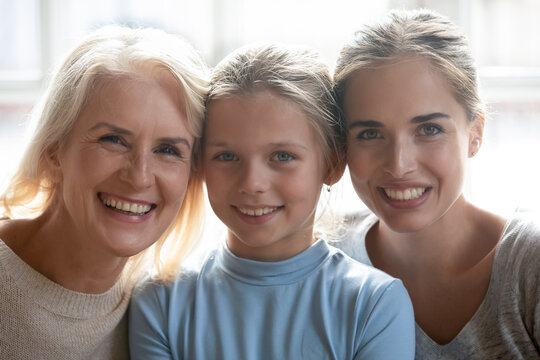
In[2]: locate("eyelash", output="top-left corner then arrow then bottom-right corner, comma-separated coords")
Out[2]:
155,144 -> 182,158
418,123 -> 443,136
271,151 -> 294,162
99,134 -> 125,145
213,151 -> 295,162
356,129 -> 381,141
355,123 -> 444,141
215,152 -> 238,162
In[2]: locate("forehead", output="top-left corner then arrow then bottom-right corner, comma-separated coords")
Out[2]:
71,71 -> 188,134
205,91 -> 322,146
343,57 -> 464,121
207,91 -> 309,130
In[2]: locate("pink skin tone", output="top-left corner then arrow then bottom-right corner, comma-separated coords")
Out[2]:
344,56 -> 482,234
33,69 -> 194,291
203,90 -> 327,262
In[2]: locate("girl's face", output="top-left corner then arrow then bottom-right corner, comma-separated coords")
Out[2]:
343,57 -> 482,232
53,71 -> 194,259
204,90 -> 326,261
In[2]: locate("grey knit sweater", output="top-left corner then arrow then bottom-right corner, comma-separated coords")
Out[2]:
333,211 -> 540,359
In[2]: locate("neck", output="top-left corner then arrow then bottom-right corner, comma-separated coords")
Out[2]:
368,196 -> 503,277
6,210 -> 128,294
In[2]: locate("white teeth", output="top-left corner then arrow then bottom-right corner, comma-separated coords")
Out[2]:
100,195 -> 152,214
238,207 -> 278,217
384,187 -> 426,201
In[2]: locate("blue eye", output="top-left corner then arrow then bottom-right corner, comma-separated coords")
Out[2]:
418,123 -> 442,136
216,152 -> 238,161
357,129 -> 380,140
272,152 -> 294,162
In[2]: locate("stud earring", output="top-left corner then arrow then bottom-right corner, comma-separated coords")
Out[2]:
471,151 -> 477,157
326,185 -> 332,192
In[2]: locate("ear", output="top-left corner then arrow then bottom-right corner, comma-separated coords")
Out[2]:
468,112 -> 485,158
324,154 -> 347,186
44,143 -> 63,183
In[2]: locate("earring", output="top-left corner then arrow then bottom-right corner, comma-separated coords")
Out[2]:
326,185 -> 332,192
471,151 -> 477,157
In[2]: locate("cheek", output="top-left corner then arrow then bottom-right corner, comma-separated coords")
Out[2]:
163,165 -> 192,201
347,149 -> 373,184
204,167 -> 227,197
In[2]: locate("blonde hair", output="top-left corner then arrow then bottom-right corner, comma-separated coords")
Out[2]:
206,43 -> 346,183
0,25 -> 209,282
334,9 -> 484,123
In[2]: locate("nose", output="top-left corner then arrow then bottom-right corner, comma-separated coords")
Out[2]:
238,161 -> 270,195
120,150 -> 155,189
384,137 -> 417,178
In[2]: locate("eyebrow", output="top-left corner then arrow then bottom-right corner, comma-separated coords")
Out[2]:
89,122 -> 191,149
348,112 -> 451,129
206,140 -> 308,151
411,112 -> 451,123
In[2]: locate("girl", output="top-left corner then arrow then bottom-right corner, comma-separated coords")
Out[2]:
129,43 -> 415,359
333,9 -> 540,359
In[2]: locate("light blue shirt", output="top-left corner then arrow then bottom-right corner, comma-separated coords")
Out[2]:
129,240 -> 415,359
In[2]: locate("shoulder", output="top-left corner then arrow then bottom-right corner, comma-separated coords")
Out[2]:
495,212 -> 540,301
324,247 -> 415,357
329,209 -> 377,263
498,212 -> 540,267
326,245 -> 410,305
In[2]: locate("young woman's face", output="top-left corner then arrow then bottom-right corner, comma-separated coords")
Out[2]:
344,57 -> 482,232
203,91 -> 326,261
54,71 -> 194,258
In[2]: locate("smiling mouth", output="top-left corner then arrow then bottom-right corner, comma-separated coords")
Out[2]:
383,187 -> 427,201
98,193 -> 155,215
236,206 -> 281,217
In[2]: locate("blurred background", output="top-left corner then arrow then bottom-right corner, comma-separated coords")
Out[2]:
1,0 -> 540,256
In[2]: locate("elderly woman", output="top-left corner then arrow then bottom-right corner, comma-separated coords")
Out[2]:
0,25 -> 208,359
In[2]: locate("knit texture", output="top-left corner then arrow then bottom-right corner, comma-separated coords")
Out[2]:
0,238 -> 134,359
333,211 -> 540,359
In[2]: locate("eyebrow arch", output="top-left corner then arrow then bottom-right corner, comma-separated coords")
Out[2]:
348,120 -> 383,130
411,112 -> 451,123
90,122 -> 132,135
90,122 -> 191,149
348,112 -> 451,129
205,141 -> 308,150
158,137 -> 191,149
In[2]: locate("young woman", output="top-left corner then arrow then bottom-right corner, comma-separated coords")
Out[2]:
333,9 -> 540,359
129,42 -> 415,359
0,26 -> 208,359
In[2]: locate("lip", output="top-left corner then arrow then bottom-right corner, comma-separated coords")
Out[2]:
232,204 -> 283,225
377,184 -> 432,210
97,192 -> 156,224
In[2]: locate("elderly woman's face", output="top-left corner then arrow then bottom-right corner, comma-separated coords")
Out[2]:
344,57 -> 482,233
53,72 -> 194,257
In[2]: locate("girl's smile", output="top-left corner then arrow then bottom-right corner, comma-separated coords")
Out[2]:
203,90 -> 327,261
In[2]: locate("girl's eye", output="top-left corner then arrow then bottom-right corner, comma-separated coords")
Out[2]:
272,151 -> 294,162
418,123 -> 442,136
216,152 -> 238,161
357,129 -> 380,140
156,145 -> 182,158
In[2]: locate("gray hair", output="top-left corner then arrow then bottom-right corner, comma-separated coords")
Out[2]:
334,9 -> 483,123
